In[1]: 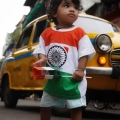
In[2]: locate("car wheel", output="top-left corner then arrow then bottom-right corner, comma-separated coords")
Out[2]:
108,102 -> 116,109
3,80 -> 18,108
93,100 -> 108,110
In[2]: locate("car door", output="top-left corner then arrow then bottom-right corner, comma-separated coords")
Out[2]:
12,25 -> 33,86
23,19 -> 50,87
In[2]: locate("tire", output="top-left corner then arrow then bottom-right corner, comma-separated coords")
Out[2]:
3,80 -> 18,108
93,100 -> 108,110
108,103 -> 116,109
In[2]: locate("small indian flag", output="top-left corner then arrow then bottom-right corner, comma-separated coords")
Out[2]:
32,67 -> 91,80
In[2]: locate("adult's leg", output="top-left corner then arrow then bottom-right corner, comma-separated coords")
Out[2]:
40,107 -> 52,120
70,107 -> 82,120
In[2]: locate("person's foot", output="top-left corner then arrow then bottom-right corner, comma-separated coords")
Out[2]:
30,94 -> 35,99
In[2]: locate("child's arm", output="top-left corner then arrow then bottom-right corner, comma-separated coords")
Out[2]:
72,56 -> 88,81
33,53 -> 48,67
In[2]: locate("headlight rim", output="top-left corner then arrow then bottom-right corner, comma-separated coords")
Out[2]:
95,34 -> 112,53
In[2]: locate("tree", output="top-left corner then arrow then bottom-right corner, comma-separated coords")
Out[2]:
0,57 -> 5,68
9,27 -> 21,44
5,27 -> 21,46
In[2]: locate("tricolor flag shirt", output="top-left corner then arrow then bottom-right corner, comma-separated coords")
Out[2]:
33,26 -> 96,99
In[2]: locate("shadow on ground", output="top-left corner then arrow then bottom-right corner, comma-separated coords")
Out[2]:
15,106 -> 120,119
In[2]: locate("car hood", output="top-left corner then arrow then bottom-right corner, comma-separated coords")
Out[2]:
107,32 -> 120,49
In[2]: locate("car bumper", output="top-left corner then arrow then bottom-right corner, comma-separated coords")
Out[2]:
86,67 -> 112,75
86,66 -> 120,79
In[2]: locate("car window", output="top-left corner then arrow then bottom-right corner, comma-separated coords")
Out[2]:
16,26 -> 33,49
32,19 -> 49,43
74,17 -> 119,33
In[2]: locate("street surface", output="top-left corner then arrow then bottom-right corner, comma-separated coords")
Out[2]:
0,98 -> 120,120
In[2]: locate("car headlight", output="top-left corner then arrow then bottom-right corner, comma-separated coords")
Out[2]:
95,34 -> 112,53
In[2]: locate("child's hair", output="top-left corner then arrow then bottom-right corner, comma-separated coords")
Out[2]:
46,0 -> 82,25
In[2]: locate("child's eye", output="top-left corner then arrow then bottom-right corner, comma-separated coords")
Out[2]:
64,4 -> 69,8
75,6 -> 79,10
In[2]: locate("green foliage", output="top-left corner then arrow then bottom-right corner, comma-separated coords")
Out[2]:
0,57 -> 5,68
6,27 -> 21,46
10,27 -> 21,44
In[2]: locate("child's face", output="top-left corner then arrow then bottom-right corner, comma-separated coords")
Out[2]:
54,0 -> 79,26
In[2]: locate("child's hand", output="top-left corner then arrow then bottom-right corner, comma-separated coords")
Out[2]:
33,57 -> 48,67
72,69 -> 84,81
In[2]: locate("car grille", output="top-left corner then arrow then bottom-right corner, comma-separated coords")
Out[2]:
110,49 -> 120,66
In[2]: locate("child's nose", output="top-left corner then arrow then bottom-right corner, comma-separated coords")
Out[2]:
69,6 -> 75,11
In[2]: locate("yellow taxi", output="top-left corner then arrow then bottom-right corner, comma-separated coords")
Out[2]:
0,13 -> 120,108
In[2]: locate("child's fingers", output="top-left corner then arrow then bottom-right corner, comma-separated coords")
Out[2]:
72,71 -> 83,81
33,57 -> 48,67
33,58 -> 48,67
43,57 -> 49,62
72,76 -> 83,81
33,61 -> 40,67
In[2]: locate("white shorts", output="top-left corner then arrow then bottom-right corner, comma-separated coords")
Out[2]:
40,91 -> 86,109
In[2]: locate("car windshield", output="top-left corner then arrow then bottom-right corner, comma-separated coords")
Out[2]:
74,17 -> 119,33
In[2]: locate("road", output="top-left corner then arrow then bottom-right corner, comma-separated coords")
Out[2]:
0,98 -> 120,120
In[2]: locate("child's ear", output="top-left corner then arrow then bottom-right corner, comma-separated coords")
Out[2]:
51,10 -> 57,17
52,12 -> 57,17
53,14 -> 57,17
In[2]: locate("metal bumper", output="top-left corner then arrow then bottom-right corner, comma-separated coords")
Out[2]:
86,66 -> 120,79
86,67 -> 112,75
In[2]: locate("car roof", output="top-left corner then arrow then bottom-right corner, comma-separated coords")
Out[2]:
24,14 -> 48,30
25,13 -> 110,30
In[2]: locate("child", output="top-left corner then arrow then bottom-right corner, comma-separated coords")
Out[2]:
33,0 -> 96,120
